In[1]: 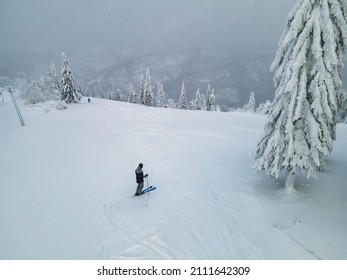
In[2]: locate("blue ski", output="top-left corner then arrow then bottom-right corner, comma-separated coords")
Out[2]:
142,186 -> 156,194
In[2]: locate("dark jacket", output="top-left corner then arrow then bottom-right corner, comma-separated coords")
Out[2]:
135,167 -> 145,183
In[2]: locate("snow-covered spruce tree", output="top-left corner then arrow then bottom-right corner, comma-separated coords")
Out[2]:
208,89 -> 216,111
139,74 -> 145,104
337,89 -> 347,122
254,0 -> 347,190
110,84 -> 121,101
243,91 -> 256,112
143,67 -> 154,106
61,52 -> 81,104
200,92 -> 207,111
206,84 -> 212,111
256,100 -> 272,114
166,98 -> 177,108
155,82 -> 166,107
191,88 -> 202,110
178,82 -> 188,109
127,83 -> 137,103
49,63 -> 61,96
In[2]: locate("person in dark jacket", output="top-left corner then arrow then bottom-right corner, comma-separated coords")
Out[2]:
135,163 -> 148,195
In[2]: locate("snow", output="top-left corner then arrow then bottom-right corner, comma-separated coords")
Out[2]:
1,96 -> 347,260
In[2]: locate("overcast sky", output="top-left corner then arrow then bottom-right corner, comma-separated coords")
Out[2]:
1,0 -> 296,59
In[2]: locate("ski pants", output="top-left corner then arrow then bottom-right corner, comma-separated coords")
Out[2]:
136,182 -> 144,195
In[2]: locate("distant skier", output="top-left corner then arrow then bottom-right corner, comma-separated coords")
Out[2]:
135,163 -> 148,196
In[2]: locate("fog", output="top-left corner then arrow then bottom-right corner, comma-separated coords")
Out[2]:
1,0 -> 296,72
3,0 -> 318,107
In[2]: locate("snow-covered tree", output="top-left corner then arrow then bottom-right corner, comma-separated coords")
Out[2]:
48,63 -> 61,95
200,92 -> 207,111
254,0 -> 347,190
20,70 -> 61,105
143,67 -> 154,106
127,83 -> 137,103
20,80 -> 43,104
208,89 -> 216,111
256,100 -> 272,114
109,84 -> 121,101
243,91 -> 255,112
166,98 -> 176,108
178,82 -> 188,109
337,89 -> 347,122
61,52 -> 81,104
191,88 -> 202,110
139,74 -> 145,104
155,82 -> 166,107
206,84 -> 212,111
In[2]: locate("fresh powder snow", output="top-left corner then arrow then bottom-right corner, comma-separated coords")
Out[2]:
1,96 -> 346,260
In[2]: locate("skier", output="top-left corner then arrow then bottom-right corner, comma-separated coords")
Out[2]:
135,163 -> 148,196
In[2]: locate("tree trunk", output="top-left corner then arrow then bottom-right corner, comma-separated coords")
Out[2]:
285,168 -> 295,191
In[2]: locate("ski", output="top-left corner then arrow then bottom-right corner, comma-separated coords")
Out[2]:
142,186 -> 156,194
133,186 -> 157,197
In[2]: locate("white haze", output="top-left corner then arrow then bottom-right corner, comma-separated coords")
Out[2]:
0,0 -> 296,73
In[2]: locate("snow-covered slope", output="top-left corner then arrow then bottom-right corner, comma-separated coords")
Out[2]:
1,96 -> 346,260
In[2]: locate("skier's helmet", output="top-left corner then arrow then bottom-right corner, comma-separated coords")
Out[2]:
139,163 -> 143,168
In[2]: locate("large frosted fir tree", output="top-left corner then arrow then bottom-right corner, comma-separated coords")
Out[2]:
61,52 -> 81,104
254,0 -> 347,190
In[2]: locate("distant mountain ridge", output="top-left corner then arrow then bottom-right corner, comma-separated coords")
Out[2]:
84,45 -> 276,109
2,44 -> 346,110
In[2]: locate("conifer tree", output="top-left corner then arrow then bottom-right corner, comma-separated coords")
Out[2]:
200,92 -> 207,111
61,52 -> 81,104
155,82 -> 166,107
143,67 -> 154,106
337,89 -> 347,122
191,88 -> 202,110
256,100 -> 272,114
206,84 -> 212,111
243,91 -> 256,112
111,84 -> 121,101
139,74 -> 145,105
128,83 -> 137,103
208,89 -> 216,111
166,98 -> 177,108
254,0 -> 347,190
48,63 -> 61,95
178,82 -> 188,109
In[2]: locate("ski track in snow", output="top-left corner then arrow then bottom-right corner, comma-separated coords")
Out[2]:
98,101 -> 264,259
96,100 -> 346,260
2,97 -> 347,260
97,101 -> 309,259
